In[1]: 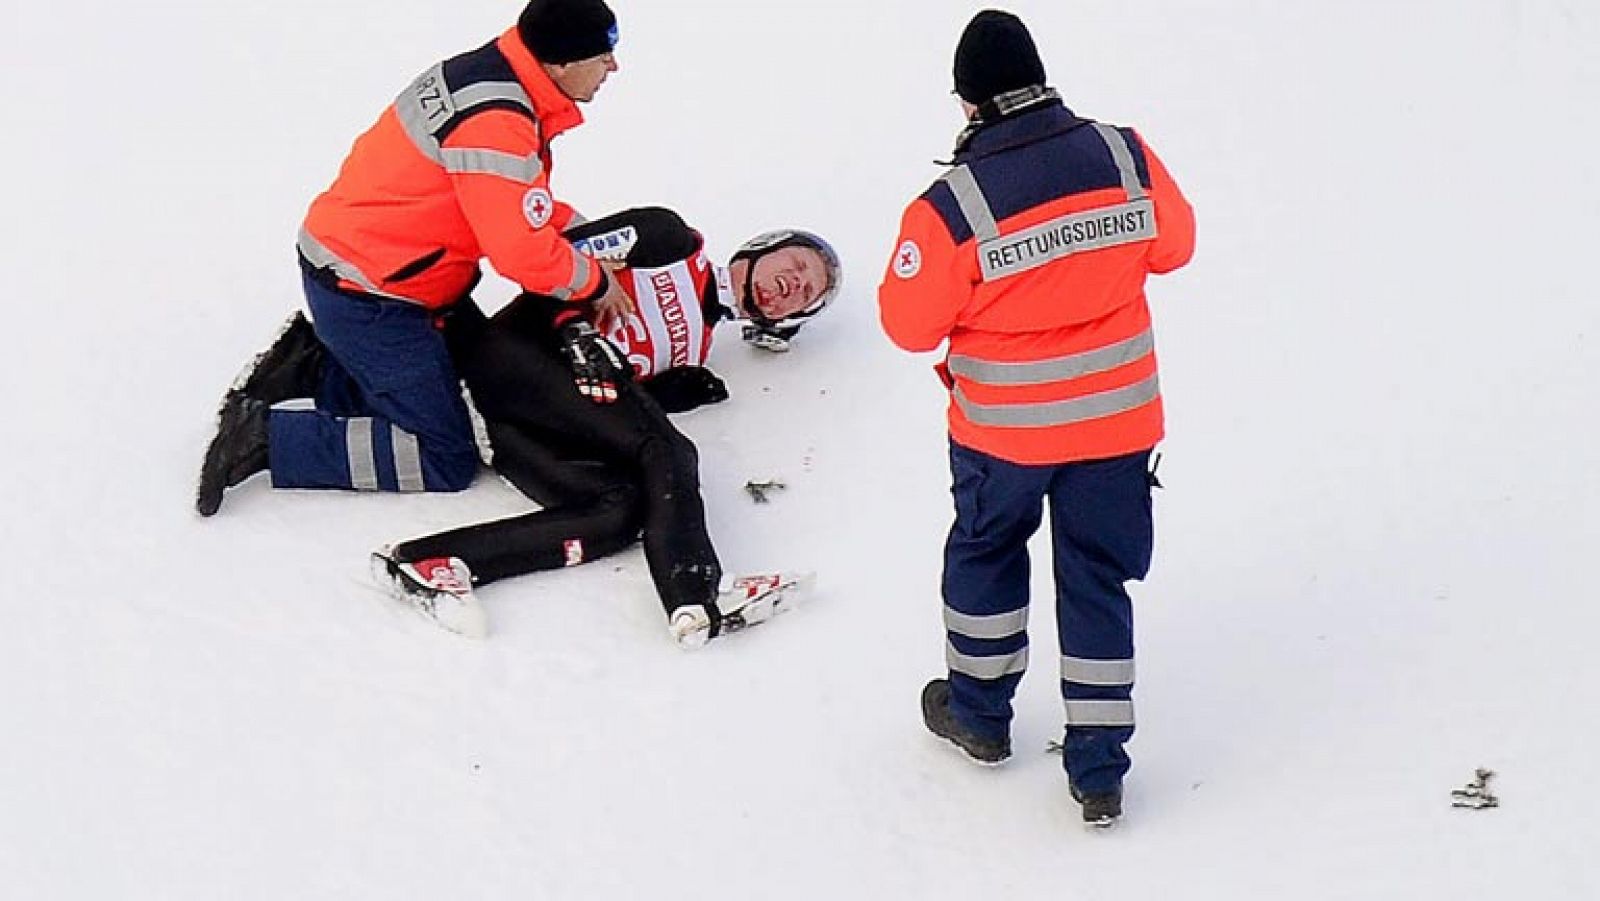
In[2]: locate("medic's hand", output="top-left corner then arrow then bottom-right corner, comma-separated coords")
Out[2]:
559,321 -> 631,404
642,366 -> 729,414
589,262 -> 632,333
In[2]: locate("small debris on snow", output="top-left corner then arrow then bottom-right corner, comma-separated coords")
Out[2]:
744,479 -> 787,504
1451,768 -> 1499,809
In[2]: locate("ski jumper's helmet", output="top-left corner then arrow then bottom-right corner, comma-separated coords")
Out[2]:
729,229 -> 843,336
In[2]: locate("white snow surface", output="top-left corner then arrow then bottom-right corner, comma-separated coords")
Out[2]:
5,1 -> 1600,897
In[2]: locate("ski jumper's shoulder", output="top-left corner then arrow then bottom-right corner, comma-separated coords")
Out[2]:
567,207 -> 700,269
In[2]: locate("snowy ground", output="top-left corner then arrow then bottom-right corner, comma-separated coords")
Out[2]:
4,1 -> 1599,898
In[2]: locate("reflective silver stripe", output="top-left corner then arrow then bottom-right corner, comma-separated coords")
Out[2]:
395,67 -> 537,163
948,330 -> 1154,386
346,419 -> 379,491
946,641 -> 1028,680
439,147 -> 545,183
976,198 -> 1156,282
1064,699 -> 1135,727
1060,655 -> 1136,687
953,372 -> 1160,428
395,63 -> 451,162
550,247 -> 594,301
944,607 -> 1028,640
295,228 -> 421,304
941,165 -> 1000,242
1092,123 -> 1146,201
452,80 -> 532,114
297,227 -> 386,295
391,426 -> 424,492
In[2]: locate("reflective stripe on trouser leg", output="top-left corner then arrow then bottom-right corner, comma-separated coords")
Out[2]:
941,440 -> 1052,741
1047,450 -> 1153,794
1060,655 -> 1136,728
947,642 -> 1028,680
391,425 -> 425,492
943,607 -> 1030,738
270,411 -> 437,492
343,420 -> 426,492
346,418 -> 378,490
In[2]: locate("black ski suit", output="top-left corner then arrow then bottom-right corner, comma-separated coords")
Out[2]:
395,208 -> 733,621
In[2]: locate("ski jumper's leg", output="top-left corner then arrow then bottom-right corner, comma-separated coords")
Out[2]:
267,270 -> 479,492
940,440 -> 1051,744
451,321 -> 722,612
394,421 -> 644,585
1046,450 -> 1152,796
628,400 -> 720,616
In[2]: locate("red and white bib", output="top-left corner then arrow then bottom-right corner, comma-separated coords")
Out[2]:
604,251 -> 718,379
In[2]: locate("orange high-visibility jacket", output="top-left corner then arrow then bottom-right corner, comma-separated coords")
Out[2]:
298,27 -> 604,310
879,97 -> 1195,465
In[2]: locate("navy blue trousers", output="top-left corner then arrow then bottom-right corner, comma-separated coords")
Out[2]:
267,271 -> 479,492
942,440 -> 1153,794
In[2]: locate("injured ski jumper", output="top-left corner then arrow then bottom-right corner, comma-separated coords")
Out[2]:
878,10 -> 1195,826
380,206 -> 838,645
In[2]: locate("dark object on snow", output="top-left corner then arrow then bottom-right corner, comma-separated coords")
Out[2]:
744,479 -> 787,504
921,678 -> 1012,765
1451,768 -> 1499,809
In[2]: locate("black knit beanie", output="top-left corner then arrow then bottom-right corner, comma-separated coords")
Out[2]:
518,0 -> 619,65
953,10 -> 1046,103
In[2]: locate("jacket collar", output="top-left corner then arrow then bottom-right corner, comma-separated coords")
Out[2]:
948,88 -> 1082,163
496,27 -> 584,139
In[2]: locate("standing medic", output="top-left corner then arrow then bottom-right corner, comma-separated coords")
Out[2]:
878,10 -> 1195,826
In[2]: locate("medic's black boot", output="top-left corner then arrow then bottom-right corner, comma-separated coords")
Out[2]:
234,311 -> 326,406
1071,782 -> 1124,828
196,394 -> 269,517
921,678 -> 1011,766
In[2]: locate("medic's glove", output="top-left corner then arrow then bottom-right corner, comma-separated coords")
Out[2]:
741,323 -> 801,353
642,366 -> 729,414
559,321 -> 630,404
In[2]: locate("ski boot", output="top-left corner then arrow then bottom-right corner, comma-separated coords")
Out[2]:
371,546 -> 487,639
667,603 -> 716,649
920,678 -> 1011,766
195,393 -> 269,517
667,571 -> 814,649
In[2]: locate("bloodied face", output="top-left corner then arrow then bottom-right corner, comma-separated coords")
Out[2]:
729,246 -> 830,321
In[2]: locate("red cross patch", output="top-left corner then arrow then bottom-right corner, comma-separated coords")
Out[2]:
894,239 -> 922,279
522,187 -> 554,228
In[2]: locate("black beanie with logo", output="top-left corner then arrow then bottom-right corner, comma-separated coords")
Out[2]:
518,0 -> 619,65
953,10 -> 1047,104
